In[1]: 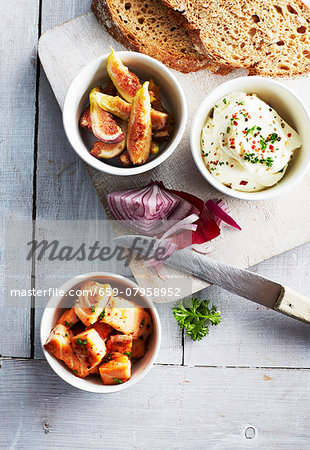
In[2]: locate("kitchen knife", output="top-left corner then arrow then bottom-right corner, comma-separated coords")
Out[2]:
114,235 -> 310,324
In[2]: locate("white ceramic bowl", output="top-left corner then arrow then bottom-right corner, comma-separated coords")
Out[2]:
40,272 -> 161,393
191,76 -> 310,201
63,51 -> 187,176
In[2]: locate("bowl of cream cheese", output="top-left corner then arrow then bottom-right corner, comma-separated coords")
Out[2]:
191,77 -> 310,200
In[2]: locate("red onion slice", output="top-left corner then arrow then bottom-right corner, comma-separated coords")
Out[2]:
205,199 -> 241,230
192,241 -> 214,254
160,214 -> 199,240
145,240 -> 177,268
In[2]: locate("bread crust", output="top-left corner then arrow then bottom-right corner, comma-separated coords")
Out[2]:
91,0 -> 230,74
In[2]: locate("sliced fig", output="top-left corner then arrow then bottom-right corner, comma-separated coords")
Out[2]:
93,92 -> 131,121
89,87 -> 124,144
107,49 -> 142,104
119,150 -> 132,167
90,139 -> 125,159
79,83 -> 117,131
127,81 -> 152,165
152,119 -> 174,142
93,92 -> 169,131
102,80 -> 117,96
80,106 -> 92,130
151,109 -> 169,131
152,128 -> 169,142
91,120 -> 126,159
151,141 -> 160,154
149,79 -> 165,112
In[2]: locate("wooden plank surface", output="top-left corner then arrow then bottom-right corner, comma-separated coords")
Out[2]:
0,0 -> 40,357
1,359 -> 310,449
38,11 -> 310,303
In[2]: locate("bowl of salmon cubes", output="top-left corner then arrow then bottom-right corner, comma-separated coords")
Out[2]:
41,273 -> 161,393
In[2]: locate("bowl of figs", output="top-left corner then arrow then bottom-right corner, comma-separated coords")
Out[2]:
63,49 -> 187,176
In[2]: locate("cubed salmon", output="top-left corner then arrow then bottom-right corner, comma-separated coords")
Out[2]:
107,334 -> 132,356
131,309 -> 153,340
45,324 -> 74,361
87,322 -> 114,341
102,297 -> 153,339
132,339 -> 146,359
71,321 -> 86,336
72,329 -> 107,368
75,281 -> 111,326
99,353 -> 131,385
56,307 -> 79,328
45,324 -> 93,378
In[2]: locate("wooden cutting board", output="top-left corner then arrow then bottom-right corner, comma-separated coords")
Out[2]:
38,11 -> 310,302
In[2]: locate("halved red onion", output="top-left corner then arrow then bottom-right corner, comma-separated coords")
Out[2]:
107,182 -> 243,274
107,181 -> 199,236
107,182 -> 224,260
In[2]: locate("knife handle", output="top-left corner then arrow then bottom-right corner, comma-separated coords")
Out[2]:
274,286 -> 310,324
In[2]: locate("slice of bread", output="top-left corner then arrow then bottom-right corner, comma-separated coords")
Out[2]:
91,0 -> 230,73
162,0 -> 310,77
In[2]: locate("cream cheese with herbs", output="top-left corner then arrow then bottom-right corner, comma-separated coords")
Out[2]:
201,93 -> 302,192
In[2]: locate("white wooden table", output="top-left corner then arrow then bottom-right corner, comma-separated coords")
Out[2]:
1,1 -> 310,448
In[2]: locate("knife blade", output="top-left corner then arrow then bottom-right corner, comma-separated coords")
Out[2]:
114,235 -> 310,324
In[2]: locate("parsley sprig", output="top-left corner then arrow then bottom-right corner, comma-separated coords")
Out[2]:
172,298 -> 221,341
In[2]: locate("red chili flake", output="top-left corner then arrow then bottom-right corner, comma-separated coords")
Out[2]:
288,133 -> 292,137
233,121 -> 238,126
214,153 -> 217,156
240,180 -> 248,185
251,145 -> 256,149
269,145 -> 274,150
231,146 -> 235,149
